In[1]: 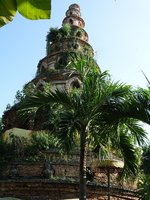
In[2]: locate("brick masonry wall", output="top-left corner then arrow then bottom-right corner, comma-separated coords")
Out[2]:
0,162 -> 79,179
0,180 -> 138,200
0,162 -> 138,200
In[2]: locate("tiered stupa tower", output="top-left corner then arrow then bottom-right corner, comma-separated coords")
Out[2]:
2,4 -> 98,131
27,3 -> 95,92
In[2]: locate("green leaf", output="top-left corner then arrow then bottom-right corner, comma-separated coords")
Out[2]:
16,0 -> 51,20
0,0 -> 17,27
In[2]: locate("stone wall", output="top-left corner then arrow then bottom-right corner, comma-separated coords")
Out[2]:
0,162 -> 79,179
0,180 -> 138,200
0,162 -> 138,200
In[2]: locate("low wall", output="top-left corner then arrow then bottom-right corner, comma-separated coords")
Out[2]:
0,161 -> 79,179
0,162 -> 138,200
0,179 -> 138,200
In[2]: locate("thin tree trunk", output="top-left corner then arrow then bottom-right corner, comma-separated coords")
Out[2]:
79,129 -> 88,200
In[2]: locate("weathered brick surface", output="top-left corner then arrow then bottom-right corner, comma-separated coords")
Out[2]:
0,162 -> 138,199
0,162 -> 79,179
0,180 -> 138,200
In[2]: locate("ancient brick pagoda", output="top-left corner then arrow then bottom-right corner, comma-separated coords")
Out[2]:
31,3 -> 93,91
1,4 -> 138,200
2,3 -> 97,131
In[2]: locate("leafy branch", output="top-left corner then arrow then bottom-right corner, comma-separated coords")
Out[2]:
0,0 -> 51,28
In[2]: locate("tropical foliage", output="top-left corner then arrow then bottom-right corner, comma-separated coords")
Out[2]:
19,56 -> 150,200
0,0 -> 51,28
137,144 -> 150,199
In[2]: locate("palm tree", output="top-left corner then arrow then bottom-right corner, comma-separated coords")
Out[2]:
19,58 -> 150,200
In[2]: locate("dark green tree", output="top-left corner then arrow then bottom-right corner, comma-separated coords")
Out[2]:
138,174 -> 150,200
137,144 -> 150,200
142,144 -> 150,174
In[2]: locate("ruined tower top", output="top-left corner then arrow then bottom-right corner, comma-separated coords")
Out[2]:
62,4 -> 85,28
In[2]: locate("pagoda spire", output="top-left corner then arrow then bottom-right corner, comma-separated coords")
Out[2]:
62,4 -> 85,29
62,4 -> 89,43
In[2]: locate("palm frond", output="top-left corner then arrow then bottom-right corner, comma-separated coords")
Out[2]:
54,110 -> 77,153
125,119 -> 147,145
68,54 -> 100,79
118,131 -> 140,176
123,89 -> 150,124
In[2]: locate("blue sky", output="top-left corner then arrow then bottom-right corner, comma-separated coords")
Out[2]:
0,0 -> 150,138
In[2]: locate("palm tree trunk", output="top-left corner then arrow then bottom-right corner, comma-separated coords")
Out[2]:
79,129 -> 88,200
